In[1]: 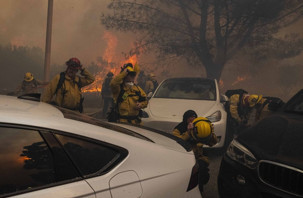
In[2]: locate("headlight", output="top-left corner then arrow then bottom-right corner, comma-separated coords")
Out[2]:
206,111 -> 221,122
226,140 -> 257,169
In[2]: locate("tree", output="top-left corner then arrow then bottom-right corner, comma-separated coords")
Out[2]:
102,0 -> 303,80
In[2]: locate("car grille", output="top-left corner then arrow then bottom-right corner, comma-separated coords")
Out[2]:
258,160 -> 303,197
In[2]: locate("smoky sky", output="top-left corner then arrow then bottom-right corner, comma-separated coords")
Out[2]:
0,0 -> 135,66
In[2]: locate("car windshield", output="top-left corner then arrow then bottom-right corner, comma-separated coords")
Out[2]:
154,78 -> 216,100
284,90 -> 303,114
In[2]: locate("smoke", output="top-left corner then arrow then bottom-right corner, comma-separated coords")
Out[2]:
0,0 -> 135,66
1,0 -> 303,100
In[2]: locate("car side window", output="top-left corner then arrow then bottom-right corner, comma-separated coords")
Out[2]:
55,134 -> 121,177
0,127 -> 79,197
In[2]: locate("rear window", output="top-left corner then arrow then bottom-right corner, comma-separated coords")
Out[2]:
55,134 -> 121,176
154,78 -> 216,100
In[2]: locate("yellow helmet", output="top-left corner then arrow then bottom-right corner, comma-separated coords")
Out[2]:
149,73 -> 155,78
24,72 -> 34,82
247,95 -> 263,107
121,63 -> 135,73
190,117 -> 214,144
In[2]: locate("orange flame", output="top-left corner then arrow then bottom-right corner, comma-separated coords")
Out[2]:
17,156 -> 31,164
103,31 -> 118,64
82,32 -> 118,93
232,76 -> 247,86
83,32 -> 141,93
122,54 -> 138,66
82,72 -> 103,93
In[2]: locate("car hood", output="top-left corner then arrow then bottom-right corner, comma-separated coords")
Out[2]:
146,98 -> 217,120
238,114 -> 303,169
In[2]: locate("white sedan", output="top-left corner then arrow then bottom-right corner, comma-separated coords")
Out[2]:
0,94 -> 201,198
142,77 -> 227,148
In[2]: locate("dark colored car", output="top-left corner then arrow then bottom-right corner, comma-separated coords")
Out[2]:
218,89 -> 303,198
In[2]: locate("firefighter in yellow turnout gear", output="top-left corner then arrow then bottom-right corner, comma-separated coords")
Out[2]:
41,57 -> 95,112
144,73 -> 158,94
173,110 -> 218,194
110,63 -> 148,125
17,72 -> 47,95
229,94 -> 263,125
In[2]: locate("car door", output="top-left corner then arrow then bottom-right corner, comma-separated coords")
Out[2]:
53,132 -> 130,198
0,125 -> 95,198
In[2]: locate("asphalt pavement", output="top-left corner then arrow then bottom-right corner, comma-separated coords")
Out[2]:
203,150 -> 223,198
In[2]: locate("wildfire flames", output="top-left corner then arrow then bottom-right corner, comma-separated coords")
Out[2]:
82,31 -> 139,93
232,75 -> 248,86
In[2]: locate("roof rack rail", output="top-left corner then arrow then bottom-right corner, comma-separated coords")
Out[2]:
17,93 -> 41,102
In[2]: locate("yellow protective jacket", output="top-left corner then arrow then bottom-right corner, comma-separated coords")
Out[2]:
17,79 -> 46,94
172,128 -> 218,164
110,66 -> 148,124
229,94 -> 243,123
41,68 -> 95,110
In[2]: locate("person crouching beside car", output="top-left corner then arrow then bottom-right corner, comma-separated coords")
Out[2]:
173,110 -> 218,194
110,62 -> 148,125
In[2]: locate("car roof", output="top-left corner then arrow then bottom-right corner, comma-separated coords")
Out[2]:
0,94 -> 191,152
0,94 -> 64,118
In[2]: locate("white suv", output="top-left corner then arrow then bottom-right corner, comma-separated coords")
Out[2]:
142,77 -> 227,148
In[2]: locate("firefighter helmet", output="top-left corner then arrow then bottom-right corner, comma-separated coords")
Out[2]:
247,95 -> 263,107
190,117 -> 214,144
66,57 -> 82,69
121,63 -> 135,73
24,72 -> 34,82
149,73 -> 155,78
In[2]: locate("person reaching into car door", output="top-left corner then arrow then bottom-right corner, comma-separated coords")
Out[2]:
227,93 -> 263,135
144,73 -> 158,94
109,62 -> 148,125
173,110 -> 218,194
41,57 -> 95,113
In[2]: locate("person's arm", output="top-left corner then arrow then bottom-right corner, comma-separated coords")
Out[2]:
136,86 -> 148,109
110,71 -> 128,102
172,128 -> 190,141
79,68 -> 95,86
40,75 -> 60,103
35,79 -> 48,86
229,94 -> 242,123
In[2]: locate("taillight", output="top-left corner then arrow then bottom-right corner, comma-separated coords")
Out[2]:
187,162 -> 199,191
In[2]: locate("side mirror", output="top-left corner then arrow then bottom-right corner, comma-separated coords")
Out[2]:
220,94 -> 228,103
